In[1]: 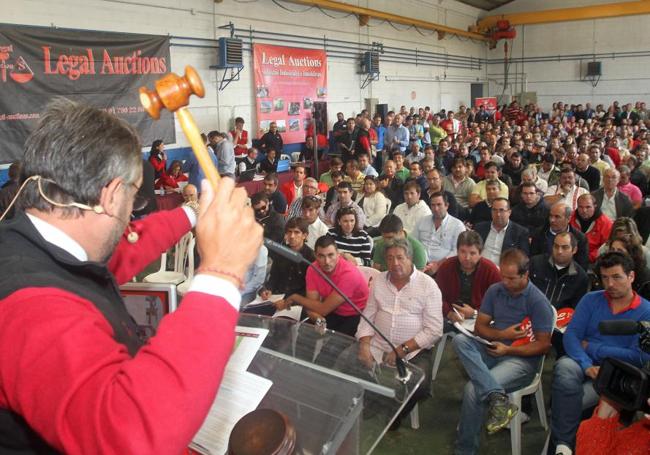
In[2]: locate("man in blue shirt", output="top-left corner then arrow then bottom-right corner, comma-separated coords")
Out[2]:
452,248 -> 554,455
549,252 -> 650,455
183,131 -> 219,190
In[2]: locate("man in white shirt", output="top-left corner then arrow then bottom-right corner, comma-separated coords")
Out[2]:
392,181 -> 432,234
413,191 -> 466,276
592,167 -> 635,220
545,168 -> 588,211
301,195 -> 329,249
357,237 -> 443,430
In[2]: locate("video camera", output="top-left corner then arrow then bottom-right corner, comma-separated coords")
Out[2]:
593,320 -> 650,413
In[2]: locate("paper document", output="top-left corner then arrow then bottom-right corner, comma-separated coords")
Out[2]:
453,321 -> 494,347
227,326 -> 269,373
190,370 -> 273,455
244,293 -> 285,309
273,305 -> 303,321
252,173 -> 265,181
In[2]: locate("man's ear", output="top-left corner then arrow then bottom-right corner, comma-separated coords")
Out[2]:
98,178 -> 123,217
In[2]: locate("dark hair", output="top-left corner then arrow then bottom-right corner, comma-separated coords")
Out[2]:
492,196 -> 510,209
429,191 -> 449,205
403,180 -> 421,194
520,181 -> 537,191
301,195 -> 322,209
286,216 -> 309,234
18,98 -> 141,216
378,214 -> 403,234
149,139 -> 163,158
500,248 -> 530,275
330,170 -> 344,180
207,130 -> 220,141
264,172 -> 279,185
555,231 -> 577,249
8,160 -> 22,181
330,156 -> 343,167
336,181 -> 352,191
315,234 -> 337,251
484,161 -> 499,171
346,159 -> 359,169
167,160 -> 183,174
335,207 -> 359,233
235,117 -> 244,124
250,192 -> 269,206
485,178 -> 501,189
596,251 -> 635,276
457,230 -> 483,252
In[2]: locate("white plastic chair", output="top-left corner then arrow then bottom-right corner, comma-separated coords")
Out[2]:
176,236 -> 196,296
144,232 -> 193,285
431,331 -> 455,381
291,152 -> 301,162
506,306 -> 557,455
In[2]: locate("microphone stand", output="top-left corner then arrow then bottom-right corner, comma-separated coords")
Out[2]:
263,238 -> 412,383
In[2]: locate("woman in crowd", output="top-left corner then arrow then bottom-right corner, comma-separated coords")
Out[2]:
148,139 -> 166,179
155,160 -> 188,190
357,176 -> 389,237
598,217 -> 650,266
327,207 -> 373,266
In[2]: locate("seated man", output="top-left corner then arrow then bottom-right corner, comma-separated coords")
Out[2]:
549,252 -> 650,455
323,181 -> 366,228
569,194 -> 613,264
467,179 -> 502,228
372,214 -> 428,271
414,191 -> 466,276
264,217 -> 315,301
251,192 -> 285,243
443,157 -> 475,209
263,172 -> 288,214
435,231 -> 501,323
358,152 -> 378,177
592,167 -> 635,221
280,164 -> 307,207
277,235 -> 368,337
301,195 -> 329,250
380,160 -> 405,209
468,161 -> 509,208
392,181 -> 431,234
474,197 -> 530,266
344,159 -> 366,197
510,181 -> 550,232
530,202 -> 589,271
544,168 -> 588,212
357,238 -> 443,430
319,156 -> 344,188
287,177 -> 321,220
452,249 -> 554,455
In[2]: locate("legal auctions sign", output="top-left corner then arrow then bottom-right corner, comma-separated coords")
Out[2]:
253,44 -> 327,145
0,24 -> 174,164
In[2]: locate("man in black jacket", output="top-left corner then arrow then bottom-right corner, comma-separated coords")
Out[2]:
530,202 -> 589,270
592,167 -> 634,220
251,191 -> 285,243
474,197 -> 530,266
530,231 -> 589,357
511,182 -> 550,232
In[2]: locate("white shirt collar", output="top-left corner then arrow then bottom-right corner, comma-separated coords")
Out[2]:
26,213 -> 88,261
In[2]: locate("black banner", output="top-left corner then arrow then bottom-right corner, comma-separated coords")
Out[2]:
0,24 -> 174,164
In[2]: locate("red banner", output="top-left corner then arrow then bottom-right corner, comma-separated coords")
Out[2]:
253,44 -> 327,145
474,97 -> 498,114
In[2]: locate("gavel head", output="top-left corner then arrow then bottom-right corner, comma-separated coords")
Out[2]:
139,66 -> 205,119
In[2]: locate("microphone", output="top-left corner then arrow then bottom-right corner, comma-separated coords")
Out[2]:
263,238 -> 412,382
598,320 -> 646,336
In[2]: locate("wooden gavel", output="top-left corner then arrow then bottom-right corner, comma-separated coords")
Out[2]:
139,66 -> 221,190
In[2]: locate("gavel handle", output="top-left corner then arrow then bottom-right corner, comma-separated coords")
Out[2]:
177,107 -> 221,190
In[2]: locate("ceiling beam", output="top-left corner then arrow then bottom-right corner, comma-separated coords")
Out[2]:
285,0 -> 488,41
473,0 -> 650,33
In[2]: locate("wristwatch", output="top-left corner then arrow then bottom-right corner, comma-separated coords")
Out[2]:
401,343 -> 410,354
473,309 -> 478,318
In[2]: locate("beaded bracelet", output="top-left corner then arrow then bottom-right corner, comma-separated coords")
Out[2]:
196,266 -> 244,289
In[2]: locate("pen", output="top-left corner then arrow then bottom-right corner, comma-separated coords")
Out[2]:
452,306 -> 464,321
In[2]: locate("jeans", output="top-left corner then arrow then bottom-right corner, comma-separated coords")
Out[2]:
452,334 -> 539,455
550,356 -> 599,451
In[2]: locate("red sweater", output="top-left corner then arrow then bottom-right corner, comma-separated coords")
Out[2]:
435,257 -> 501,317
0,208 -> 238,454
576,412 -> 650,455
569,212 -> 613,263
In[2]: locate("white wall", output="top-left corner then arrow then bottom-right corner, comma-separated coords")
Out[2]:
3,0 -> 487,150
486,1 -> 650,108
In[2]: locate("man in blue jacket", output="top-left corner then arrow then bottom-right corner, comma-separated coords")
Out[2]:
549,252 -> 650,455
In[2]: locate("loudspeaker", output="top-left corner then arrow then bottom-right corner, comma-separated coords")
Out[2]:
375,103 -> 388,122
587,61 -> 602,77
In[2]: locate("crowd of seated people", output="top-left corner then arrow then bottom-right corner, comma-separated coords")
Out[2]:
230,99 -> 650,455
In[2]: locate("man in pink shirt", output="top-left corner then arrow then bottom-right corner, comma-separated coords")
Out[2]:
617,164 -> 643,209
278,235 -> 368,337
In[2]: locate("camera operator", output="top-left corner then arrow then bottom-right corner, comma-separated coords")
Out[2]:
549,252 -> 650,455
575,397 -> 650,454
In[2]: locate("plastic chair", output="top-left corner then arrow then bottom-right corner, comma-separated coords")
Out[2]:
431,331 -> 455,381
176,236 -> 196,296
506,306 -> 557,455
144,232 -> 193,285
291,152 -> 301,163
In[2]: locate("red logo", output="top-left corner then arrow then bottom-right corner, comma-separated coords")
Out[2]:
0,45 -> 34,84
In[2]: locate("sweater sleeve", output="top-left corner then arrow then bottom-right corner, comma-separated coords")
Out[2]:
435,259 -> 457,317
108,207 -> 192,285
0,287 -> 238,455
563,296 -> 595,371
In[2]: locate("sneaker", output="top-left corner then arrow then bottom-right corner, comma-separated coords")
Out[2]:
485,392 -> 518,435
555,444 -> 572,455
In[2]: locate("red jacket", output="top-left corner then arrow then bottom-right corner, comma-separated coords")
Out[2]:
435,256 -> 501,317
570,212 -> 613,263
280,180 -> 301,207
155,172 -> 188,189
0,208 -> 238,454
